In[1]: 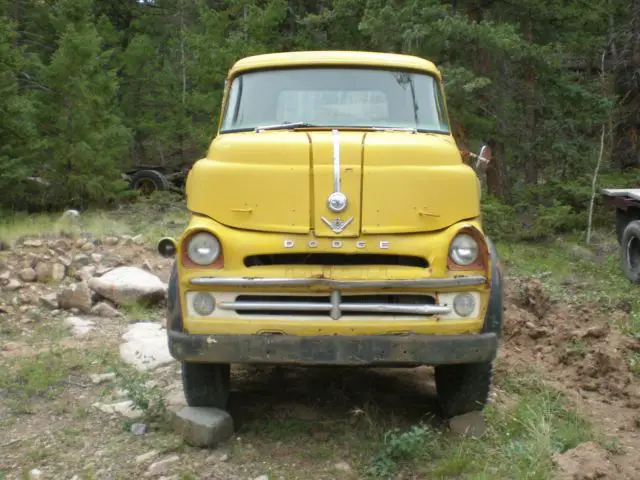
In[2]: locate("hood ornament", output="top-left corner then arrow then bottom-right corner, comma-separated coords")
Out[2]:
327,130 -> 348,213
321,216 -> 354,234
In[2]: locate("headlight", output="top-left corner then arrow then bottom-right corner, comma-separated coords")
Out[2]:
453,293 -> 476,317
187,232 -> 221,266
192,292 -> 216,316
449,234 -> 479,266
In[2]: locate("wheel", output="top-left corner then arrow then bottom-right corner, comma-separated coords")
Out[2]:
621,220 -> 640,283
435,361 -> 493,418
616,210 -> 631,245
128,169 -> 170,195
181,361 -> 230,408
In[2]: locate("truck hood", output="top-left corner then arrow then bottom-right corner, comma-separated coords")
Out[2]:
186,130 -> 480,236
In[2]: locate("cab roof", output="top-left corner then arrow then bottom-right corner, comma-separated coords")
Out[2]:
228,51 -> 441,79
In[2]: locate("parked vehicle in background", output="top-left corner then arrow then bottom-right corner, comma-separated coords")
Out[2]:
601,188 -> 640,282
123,164 -> 191,195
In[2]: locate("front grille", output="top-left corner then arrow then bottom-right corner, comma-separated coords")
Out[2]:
219,293 -> 446,318
244,253 -> 428,268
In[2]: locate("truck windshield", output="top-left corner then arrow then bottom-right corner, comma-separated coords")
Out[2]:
219,67 -> 450,134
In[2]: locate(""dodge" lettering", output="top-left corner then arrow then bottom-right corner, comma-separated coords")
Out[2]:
283,240 -> 390,249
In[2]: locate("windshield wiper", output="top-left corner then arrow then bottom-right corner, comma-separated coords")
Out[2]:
255,121 -> 316,132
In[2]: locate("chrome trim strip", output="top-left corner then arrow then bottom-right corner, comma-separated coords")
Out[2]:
218,301 -> 451,316
332,129 -> 341,193
189,276 -> 486,288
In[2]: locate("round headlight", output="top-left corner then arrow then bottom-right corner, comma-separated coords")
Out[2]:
449,234 -> 479,266
453,293 -> 476,317
187,232 -> 221,266
192,292 -> 216,316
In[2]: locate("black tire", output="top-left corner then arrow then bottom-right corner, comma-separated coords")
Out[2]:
616,209 -> 631,245
181,361 -> 231,408
435,361 -> 493,418
621,220 -> 640,283
129,169 -> 170,195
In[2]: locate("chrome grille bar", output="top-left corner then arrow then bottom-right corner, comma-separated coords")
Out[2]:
190,276 -> 486,289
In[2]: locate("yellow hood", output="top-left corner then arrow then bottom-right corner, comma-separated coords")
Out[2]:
186,130 -> 480,235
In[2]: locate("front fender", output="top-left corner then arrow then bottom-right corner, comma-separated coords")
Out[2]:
482,237 -> 503,336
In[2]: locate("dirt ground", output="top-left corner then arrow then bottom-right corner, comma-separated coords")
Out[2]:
1,234 -> 640,479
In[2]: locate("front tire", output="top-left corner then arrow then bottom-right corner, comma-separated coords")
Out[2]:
435,361 -> 493,418
181,361 -> 230,409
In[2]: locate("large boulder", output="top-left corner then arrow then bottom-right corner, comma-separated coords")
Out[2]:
88,266 -> 166,306
119,322 -> 173,371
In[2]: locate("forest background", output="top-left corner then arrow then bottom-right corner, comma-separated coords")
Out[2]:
2,0 -> 639,242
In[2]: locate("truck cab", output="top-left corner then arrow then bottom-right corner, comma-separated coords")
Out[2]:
160,51 -> 503,418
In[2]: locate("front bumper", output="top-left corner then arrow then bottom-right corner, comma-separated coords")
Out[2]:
168,330 -> 499,366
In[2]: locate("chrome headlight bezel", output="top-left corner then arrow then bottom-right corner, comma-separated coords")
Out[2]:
449,233 -> 479,266
186,231 -> 221,266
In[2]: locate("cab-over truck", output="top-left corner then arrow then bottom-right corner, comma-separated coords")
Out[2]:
158,51 -> 504,418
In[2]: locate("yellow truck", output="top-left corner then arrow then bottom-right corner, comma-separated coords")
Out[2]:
158,51 -> 504,418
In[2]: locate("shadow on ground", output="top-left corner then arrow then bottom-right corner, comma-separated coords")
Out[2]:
228,365 -> 444,433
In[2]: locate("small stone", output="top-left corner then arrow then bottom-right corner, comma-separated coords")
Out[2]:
104,237 -> 119,246
0,270 -> 10,283
58,256 -> 72,267
334,461 -> 351,472
53,239 -> 69,250
75,265 -> 96,282
142,260 -> 154,272
58,282 -> 92,312
2,342 -> 20,352
582,325 -> 609,339
81,242 -> 95,252
206,451 -> 229,463
89,372 -> 116,384
253,476 -> 269,480
52,263 -> 66,281
136,450 -> 158,464
449,411 -> 486,438
92,400 -> 143,419
171,407 -> 235,448
145,455 -> 180,477
64,316 -> 95,336
19,268 -> 37,282
131,423 -> 147,435
91,253 -> 103,264
35,262 -> 53,282
6,279 -> 22,291
29,468 -> 42,479
40,293 -> 59,309
72,254 -> 91,267
23,239 -> 42,248
91,302 -> 120,318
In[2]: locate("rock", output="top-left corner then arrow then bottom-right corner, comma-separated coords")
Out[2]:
89,372 -> 116,384
81,242 -> 95,252
171,407 -> 234,448
0,270 -> 10,283
58,256 -> 72,268
72,254 -> 91,267
92,400 -> 144,419
552,441 -> 618,479
91,302 -> 120,318
75,265 -> 96,282
131,423 -> 147,435
91,253 -> 103,264
142,260 -> 154,272
60,209 -> 81,222
64,316 -> 95,336
53,239 -> 69,250
35,262 -> 52,282
334,461 -> 351,472
58,282 -> 92,312
52,263 -> 66,281
448,411 -> 486,438
206,451 -> 229,463
95,266 -> 113,277
40,293 -> 59,310
104,236 -> 119,246
144,455 -> 180,477
136,451 -> 158,464
23,239 -> 43,248
29,468 -> 42,479
88,266 -> 166,306
6,279 -> 22,291
119,322 -> 173,371
253,476 -> 269,480
19,268 -> 37,282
